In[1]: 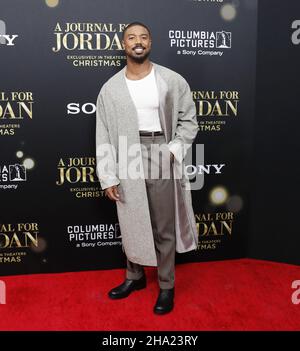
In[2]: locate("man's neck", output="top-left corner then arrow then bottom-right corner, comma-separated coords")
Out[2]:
125,58 -> 152,80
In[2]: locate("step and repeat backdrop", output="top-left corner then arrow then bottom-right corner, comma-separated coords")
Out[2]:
0,0 -> 257,275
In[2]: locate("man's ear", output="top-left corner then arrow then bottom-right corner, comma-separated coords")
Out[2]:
121,40 -> 125,50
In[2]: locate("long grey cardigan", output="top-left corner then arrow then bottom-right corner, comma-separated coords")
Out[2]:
96,61 -> 199,266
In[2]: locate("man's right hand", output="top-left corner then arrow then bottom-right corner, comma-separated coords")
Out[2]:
104,185 -> 120,201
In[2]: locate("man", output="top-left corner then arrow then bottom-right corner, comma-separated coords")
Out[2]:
96,22 -> 199,314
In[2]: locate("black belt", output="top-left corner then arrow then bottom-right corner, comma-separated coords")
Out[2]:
139,130 -> 164,136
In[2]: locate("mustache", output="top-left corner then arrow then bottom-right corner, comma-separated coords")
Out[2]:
133,45 -> 145,49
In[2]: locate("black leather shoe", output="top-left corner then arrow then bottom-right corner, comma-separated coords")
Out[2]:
153,288 -> 174,314
108,275 -> 146,299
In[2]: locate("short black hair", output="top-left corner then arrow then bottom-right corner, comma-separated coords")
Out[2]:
122,22 -> 151,39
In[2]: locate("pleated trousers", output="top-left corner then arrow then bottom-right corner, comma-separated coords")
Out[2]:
126,131 -> 176,289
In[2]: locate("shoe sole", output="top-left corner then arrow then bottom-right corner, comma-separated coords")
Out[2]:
153,306 -> 174,315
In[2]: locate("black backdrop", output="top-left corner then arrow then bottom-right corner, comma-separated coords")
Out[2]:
249,0 -> 300,265
0,0 -> 277,276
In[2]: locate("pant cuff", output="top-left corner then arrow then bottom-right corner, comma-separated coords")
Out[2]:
159,282 -> 175,289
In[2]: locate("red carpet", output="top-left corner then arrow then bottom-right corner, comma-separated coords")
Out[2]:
0,259 -> 300,331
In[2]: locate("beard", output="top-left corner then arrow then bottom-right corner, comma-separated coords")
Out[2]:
126,47 -> 151,63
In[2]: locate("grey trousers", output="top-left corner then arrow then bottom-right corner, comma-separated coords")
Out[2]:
126,133 -> 176,289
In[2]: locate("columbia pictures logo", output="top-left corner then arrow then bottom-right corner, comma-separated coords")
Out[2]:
0,164 -> 26,182
10,164 -> 26,181
216,31 -> 231,48
0,20 -> 18,46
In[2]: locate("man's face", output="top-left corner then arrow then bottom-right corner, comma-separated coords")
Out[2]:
122,25 -> 152,63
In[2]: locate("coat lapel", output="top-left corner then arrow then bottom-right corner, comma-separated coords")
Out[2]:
115,66 -> 140,139
153,64 -> 173,143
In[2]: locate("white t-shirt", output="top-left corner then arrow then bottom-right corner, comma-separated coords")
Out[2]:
125,66 -> 162,132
